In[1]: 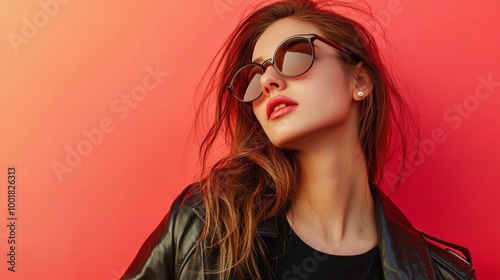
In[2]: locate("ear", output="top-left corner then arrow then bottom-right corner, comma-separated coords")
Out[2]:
351,62 -> 373,101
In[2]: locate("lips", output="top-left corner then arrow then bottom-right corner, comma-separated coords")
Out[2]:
266,96 -> 298,120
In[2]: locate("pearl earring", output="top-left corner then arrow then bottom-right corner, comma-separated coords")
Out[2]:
357,91 -> 364,98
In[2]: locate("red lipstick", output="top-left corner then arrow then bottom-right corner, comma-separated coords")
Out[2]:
266,96 -> 298,121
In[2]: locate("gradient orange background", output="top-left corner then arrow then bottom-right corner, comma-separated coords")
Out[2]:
0,0 -> 499,279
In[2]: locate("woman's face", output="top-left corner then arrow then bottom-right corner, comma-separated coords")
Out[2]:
251,17 -> 358,150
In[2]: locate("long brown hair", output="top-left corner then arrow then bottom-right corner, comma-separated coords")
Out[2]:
194,0 -> 417,279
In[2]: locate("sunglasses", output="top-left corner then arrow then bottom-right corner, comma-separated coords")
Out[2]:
228,33 -> 355,103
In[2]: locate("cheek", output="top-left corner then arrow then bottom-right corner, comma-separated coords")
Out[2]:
307,73 -> 351,104
319,64 -> 351,92
302,72 -> 353,120
252,98 -> 267,125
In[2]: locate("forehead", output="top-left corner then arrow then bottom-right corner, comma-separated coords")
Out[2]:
252,17 -> 323,61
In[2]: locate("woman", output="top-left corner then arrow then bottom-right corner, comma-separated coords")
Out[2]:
121,0 -> 475,279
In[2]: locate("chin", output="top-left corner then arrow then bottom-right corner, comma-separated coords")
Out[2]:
268,136 -> 300,151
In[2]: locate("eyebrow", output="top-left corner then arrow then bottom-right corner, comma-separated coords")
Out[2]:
252,56 -> 264,64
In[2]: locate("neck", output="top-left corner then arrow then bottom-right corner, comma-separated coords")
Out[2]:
288,126 -> 377,255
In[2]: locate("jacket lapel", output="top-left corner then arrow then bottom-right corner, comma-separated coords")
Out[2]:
371,185 -> 435,279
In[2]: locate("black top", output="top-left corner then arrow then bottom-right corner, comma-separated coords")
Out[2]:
260,214 -> 383,280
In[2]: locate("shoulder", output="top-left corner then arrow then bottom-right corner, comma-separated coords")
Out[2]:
121,185 -> 206,279
371,184 -> 475,279
172,184 -> 205,217
420,231 -> 476,279
166,184 -> 206,272
169,184 -> 206,236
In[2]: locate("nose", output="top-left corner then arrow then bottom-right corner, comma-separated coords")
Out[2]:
260,60 -> 285,97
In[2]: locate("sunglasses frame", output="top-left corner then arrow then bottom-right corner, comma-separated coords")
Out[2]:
228,33 -> 355,103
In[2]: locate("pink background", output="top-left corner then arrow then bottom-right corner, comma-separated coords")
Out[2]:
0,0 -> 499,279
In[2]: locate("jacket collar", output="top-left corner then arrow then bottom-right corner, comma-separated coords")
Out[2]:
256,185 -> 435,279
371,184 -> 435,279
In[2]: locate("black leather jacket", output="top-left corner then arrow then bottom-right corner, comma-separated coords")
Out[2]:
121,185 -> 475,279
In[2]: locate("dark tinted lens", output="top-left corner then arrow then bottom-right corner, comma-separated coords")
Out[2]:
231,64 -> 263,102
275,38 -> 313,76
